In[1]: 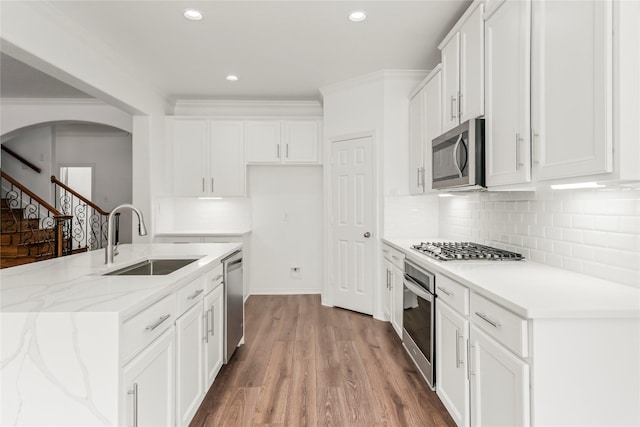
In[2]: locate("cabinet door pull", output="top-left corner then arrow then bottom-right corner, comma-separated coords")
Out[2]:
420,167 -> 426,188
211,178 -> 214,193
128,382 -> 138,427
531,128 -> 540,165
467,341 -> 474,378
145,314 -> 171,331
212,274 -> 223,283
437,286 -> 454,297
209,305 -> 215,336
277,144 -> 280,159
450,96 -> 457,121
516,133 -> 520,169
202,177 -> 205,193
203,310 -> 209,343
286,143 -> 289,158
455,329 -> 461,368
187,288 -> 204,300
417,167 -> 422,187
475,311 -> 501,328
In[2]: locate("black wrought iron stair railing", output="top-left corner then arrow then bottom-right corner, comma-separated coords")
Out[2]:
1,171 -> 72,262
51,175 -> 119,252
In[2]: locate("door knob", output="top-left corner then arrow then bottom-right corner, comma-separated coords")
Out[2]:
364,232 -> 371,238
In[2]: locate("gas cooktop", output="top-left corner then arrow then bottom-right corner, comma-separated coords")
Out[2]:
412,241 -> 524,261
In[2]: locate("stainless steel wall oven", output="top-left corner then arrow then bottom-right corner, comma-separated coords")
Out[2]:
402,259 -> 436,390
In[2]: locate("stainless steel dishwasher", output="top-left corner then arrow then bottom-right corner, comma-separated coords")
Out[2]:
223,250 -> 243,363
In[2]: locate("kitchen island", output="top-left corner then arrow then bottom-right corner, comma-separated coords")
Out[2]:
1,243 -> 240,426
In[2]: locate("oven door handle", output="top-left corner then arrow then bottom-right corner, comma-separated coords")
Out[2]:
403,277 -> 433,302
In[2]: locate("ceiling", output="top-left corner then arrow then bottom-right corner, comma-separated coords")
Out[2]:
1,1 -> 470,102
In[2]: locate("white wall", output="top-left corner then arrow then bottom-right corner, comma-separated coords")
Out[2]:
1,126 -> 53,202
154,198 -> 251,234
439,188 -> 640,288
248,166 -> 323,295
55,126 -> 133,242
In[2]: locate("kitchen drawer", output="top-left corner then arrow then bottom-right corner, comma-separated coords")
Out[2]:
122,294 -> 176,362
470,293 -> 528,357
177,275 -> 207,316
436,274 -> 469,316
206,263 -> 224,294
382,244 -> 405,269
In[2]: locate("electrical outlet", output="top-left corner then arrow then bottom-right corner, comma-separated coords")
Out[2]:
290,267 -> 301,279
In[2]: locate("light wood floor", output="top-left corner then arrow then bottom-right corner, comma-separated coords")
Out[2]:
190,294 -> 455,427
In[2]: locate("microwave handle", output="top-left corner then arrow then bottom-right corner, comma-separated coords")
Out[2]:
453,134 -> 463,178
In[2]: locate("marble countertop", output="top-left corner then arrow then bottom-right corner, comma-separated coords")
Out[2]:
155,230 -> 251,237
383,237 -> 640,319
0,243 -> 241,319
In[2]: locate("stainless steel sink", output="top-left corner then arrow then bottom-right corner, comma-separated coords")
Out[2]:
104,258 -> 199,276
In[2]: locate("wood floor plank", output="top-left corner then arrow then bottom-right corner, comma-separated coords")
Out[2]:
252,340 -> 294,424
190,295 -> 455,427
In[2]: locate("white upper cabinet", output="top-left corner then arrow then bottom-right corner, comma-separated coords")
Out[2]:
209,121 -> 246,196
168,118 -> 245,197
531,0 -> 613,181
484,0 -> 532,187
409,67 -> 442,195
246,119 -> 320,164
246,121 -> 281,163
440,1 -> 484,133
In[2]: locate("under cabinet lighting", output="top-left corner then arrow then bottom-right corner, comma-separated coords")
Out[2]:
198,197 -> 222,200
184,9 -> 203,20
226,75 -> 239,82
348,10 -> 367,22
550,182 -> 605,190
438,193 -> 455,198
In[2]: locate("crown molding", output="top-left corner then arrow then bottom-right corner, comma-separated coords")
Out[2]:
173,99 -> 323,117
319,69 -> 428,97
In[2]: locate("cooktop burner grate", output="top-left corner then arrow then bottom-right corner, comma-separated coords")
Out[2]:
411,241 -> 524,261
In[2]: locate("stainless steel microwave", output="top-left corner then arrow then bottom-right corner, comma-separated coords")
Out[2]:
432,118 -> 485,190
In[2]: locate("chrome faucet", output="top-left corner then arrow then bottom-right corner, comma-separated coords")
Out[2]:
105,204 -> 148,264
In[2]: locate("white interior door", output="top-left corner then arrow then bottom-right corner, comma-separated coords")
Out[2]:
331,136 -> 374,315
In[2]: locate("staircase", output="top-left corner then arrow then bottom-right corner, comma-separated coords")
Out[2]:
1,172 -> 73,269
1,172 -> 117,269
1,199 -> 58,267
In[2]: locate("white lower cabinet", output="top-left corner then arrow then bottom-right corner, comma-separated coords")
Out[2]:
175,300 -> 206,427
122,328 -> 175,427
204,284 -> 224,388
469,326 -> 530,427
382,244 -> 404,337
436,301 -> 469,427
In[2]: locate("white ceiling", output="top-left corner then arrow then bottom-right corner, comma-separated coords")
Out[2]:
2,1 -> 471,102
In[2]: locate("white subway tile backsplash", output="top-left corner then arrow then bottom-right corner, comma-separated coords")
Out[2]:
440,188 -> 640,288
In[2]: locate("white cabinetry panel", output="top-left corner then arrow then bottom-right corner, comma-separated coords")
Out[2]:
122,328 -> 175,427
484,0 -> 531,187
171,119 -> 208,197
246,121 -> 281,163
209,121 -> 245,197
459,3 -> 484,123
441,33 -> 461,133
532,0 -> 613,181
246,120 -> 320,164
282,121 -> 319,163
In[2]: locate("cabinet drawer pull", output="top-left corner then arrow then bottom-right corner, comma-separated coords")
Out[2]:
211,274 -> 223,282
145,314 -> 171,331
475,311 -> 501,328
187,288 -> 204,300
391,255 -> 401,261
128,382 -> 138,427
437,286 -> 454,297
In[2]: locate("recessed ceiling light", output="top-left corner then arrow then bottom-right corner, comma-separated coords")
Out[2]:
184,9 -> 203,21
226,75 -> 239,82
349,10 -> 367,22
